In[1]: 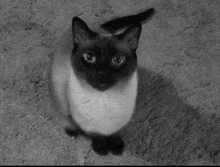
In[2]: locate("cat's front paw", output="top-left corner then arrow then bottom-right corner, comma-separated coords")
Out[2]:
107,135 -> 125,155
92,138 -> 109,156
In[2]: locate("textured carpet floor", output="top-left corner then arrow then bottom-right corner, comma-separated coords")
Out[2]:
0,0 -> 220,165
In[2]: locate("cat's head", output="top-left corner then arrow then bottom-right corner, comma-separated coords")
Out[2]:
71,17 -> 141,91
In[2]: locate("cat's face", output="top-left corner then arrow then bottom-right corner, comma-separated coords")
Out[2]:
71,17 -> 141,91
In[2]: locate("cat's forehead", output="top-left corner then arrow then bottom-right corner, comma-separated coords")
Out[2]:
89,35 -> 118,51
81,34 -> 129,55
97,34 -> 131,53
96,34 -> 116,46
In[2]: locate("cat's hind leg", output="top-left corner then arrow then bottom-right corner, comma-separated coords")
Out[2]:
65,128 -> 79,138
64,115 -> 80,138
51,113 -> 79,138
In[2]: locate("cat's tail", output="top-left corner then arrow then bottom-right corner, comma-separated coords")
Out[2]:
100,8 -> 155,33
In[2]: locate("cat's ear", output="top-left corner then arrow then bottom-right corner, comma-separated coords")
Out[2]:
72,17 -> 96,44
118,23 -> 142,51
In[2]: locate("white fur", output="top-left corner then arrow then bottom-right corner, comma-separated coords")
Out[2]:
68,69 -> 138,135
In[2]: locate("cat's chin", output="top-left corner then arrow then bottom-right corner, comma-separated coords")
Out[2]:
94,83 -> 112,91
86,79 -> 114,91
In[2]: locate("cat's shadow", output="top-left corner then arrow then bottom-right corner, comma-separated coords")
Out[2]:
121,67 -> 220,165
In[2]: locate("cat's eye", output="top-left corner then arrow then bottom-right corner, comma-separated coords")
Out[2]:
83,52 -> 96,63
111,56 -> 125,66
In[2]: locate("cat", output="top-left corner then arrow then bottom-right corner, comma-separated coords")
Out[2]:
49,8 -> 155,156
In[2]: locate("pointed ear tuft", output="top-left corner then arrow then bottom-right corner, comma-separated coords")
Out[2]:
118,23 -> 142,50
72,17 -> 96,44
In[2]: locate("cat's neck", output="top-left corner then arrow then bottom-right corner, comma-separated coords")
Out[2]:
68,68 -> 138,135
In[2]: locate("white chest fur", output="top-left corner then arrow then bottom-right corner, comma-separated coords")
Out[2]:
68,69 -> 138,135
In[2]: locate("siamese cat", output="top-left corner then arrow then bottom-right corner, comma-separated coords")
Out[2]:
49,8 -> 155,156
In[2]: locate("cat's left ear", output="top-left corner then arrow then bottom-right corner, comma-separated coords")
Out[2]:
118,23 -> 142,51
72,17 -> 96,44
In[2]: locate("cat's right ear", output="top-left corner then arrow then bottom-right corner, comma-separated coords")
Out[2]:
72,17 -> 96,44
118,23 -> 142,51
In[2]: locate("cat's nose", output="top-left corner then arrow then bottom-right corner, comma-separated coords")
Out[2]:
98,71 -> 108,77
